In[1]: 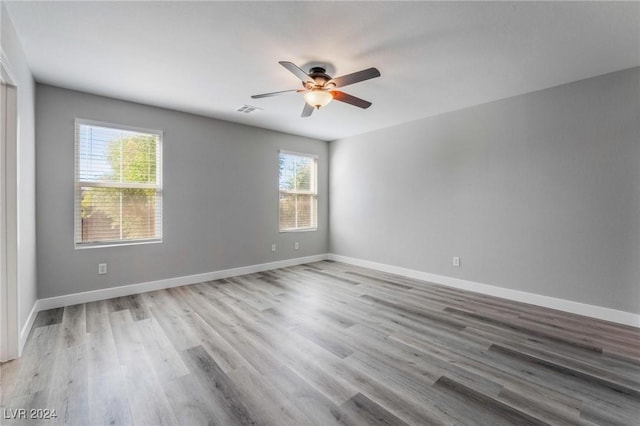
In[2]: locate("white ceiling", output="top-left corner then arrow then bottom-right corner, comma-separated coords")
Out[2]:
5,1 -> 639,141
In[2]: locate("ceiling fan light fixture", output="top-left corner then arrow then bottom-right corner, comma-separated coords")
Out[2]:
304,89 -> 333,109
253,61 -> 380,117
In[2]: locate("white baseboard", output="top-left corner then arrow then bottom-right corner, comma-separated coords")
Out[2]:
328,254 -> 640,328
36,254 -> 328,312
19,301 -> 39,355
22,252 -> 639,350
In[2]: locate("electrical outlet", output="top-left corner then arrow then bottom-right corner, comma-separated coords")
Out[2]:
294,242 -> 299,250
271,244 -> 276,252
452,256 -> 460,267
98,263 -> 108,275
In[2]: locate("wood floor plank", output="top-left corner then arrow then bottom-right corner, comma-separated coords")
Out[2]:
389,330 -> 586,424
85,309 -> 131,426
133,317 -> 190,382
497,387 -> 585,426
227,365 -> 314,426
489,343 -> 640,397
292,322 -> 355,359
343,350 -> 490,425
338,392 -> 410,426
433,376 -> 551,426
394,316 -> 640,419
109,309 -> 179,426
4,324 -> 60,400
162,372 -> 238,426
203,290 -> 360,405
120,361 -> 179,426
262,364 -> 344,426
147,306 -> 201,352
333,359 -> 452,426
46,344 -> 90,425
3,260 -> 639,425
32,307 -> 64,328
179,345 -> 258,425
57,304 -> 86,349
180,310 -> 249,373
0,357 -> 21,403
85,300 -> 109,334
85,322 -> 120,378
87,370 -> 132,426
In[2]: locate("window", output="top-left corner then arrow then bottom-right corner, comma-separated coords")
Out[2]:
75,120 -> 162,248
279,151 -> 318,232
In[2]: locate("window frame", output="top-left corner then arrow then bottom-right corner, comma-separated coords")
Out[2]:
278,150 -> 318,233
74,118 -> 163,249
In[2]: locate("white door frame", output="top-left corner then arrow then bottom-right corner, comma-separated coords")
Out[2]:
0,52 -> 19,362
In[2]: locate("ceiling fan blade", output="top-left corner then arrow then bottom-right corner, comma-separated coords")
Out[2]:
301,103 -> 314,118
279,61 -> 313,83
251,89 -> 299,99
332,67 -> 381,88
331,91 -> 372,109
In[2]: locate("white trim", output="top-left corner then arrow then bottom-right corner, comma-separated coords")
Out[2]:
327,254 -> 640,328
20,252 -> 639,351
0,66 -> 19,361
74,119 -> 163,249
0,49 -> 18,86
278,150 -> 319,232
278,149 -> 319,160
279,227 -> 318,233
36,254 -> 328,311
19,301 -> 38,355
74,118 -> 164,138
76,238 -> 162,250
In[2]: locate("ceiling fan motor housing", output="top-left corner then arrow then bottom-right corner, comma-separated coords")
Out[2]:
306,67 -> 334,89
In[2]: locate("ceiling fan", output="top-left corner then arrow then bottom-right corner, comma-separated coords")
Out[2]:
251,61 -> 381,117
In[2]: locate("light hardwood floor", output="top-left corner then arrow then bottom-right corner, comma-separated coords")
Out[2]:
2,261 -> 639,425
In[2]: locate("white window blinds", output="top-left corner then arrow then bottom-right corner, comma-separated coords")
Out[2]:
75,120 -> 162,247
279,151 -> 317,231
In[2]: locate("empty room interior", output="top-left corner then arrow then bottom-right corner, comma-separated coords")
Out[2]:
1,1 -> 639,425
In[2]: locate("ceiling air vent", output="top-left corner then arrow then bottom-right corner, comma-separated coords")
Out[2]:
236,105 -> 263,114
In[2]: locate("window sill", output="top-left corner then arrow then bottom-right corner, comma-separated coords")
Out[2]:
75,238 -> 162,250
279,228 -> 317,233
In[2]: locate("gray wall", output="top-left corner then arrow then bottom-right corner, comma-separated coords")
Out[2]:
36,85 -> 328,298
330,67 -> 640,314
1,4 -> 37,332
